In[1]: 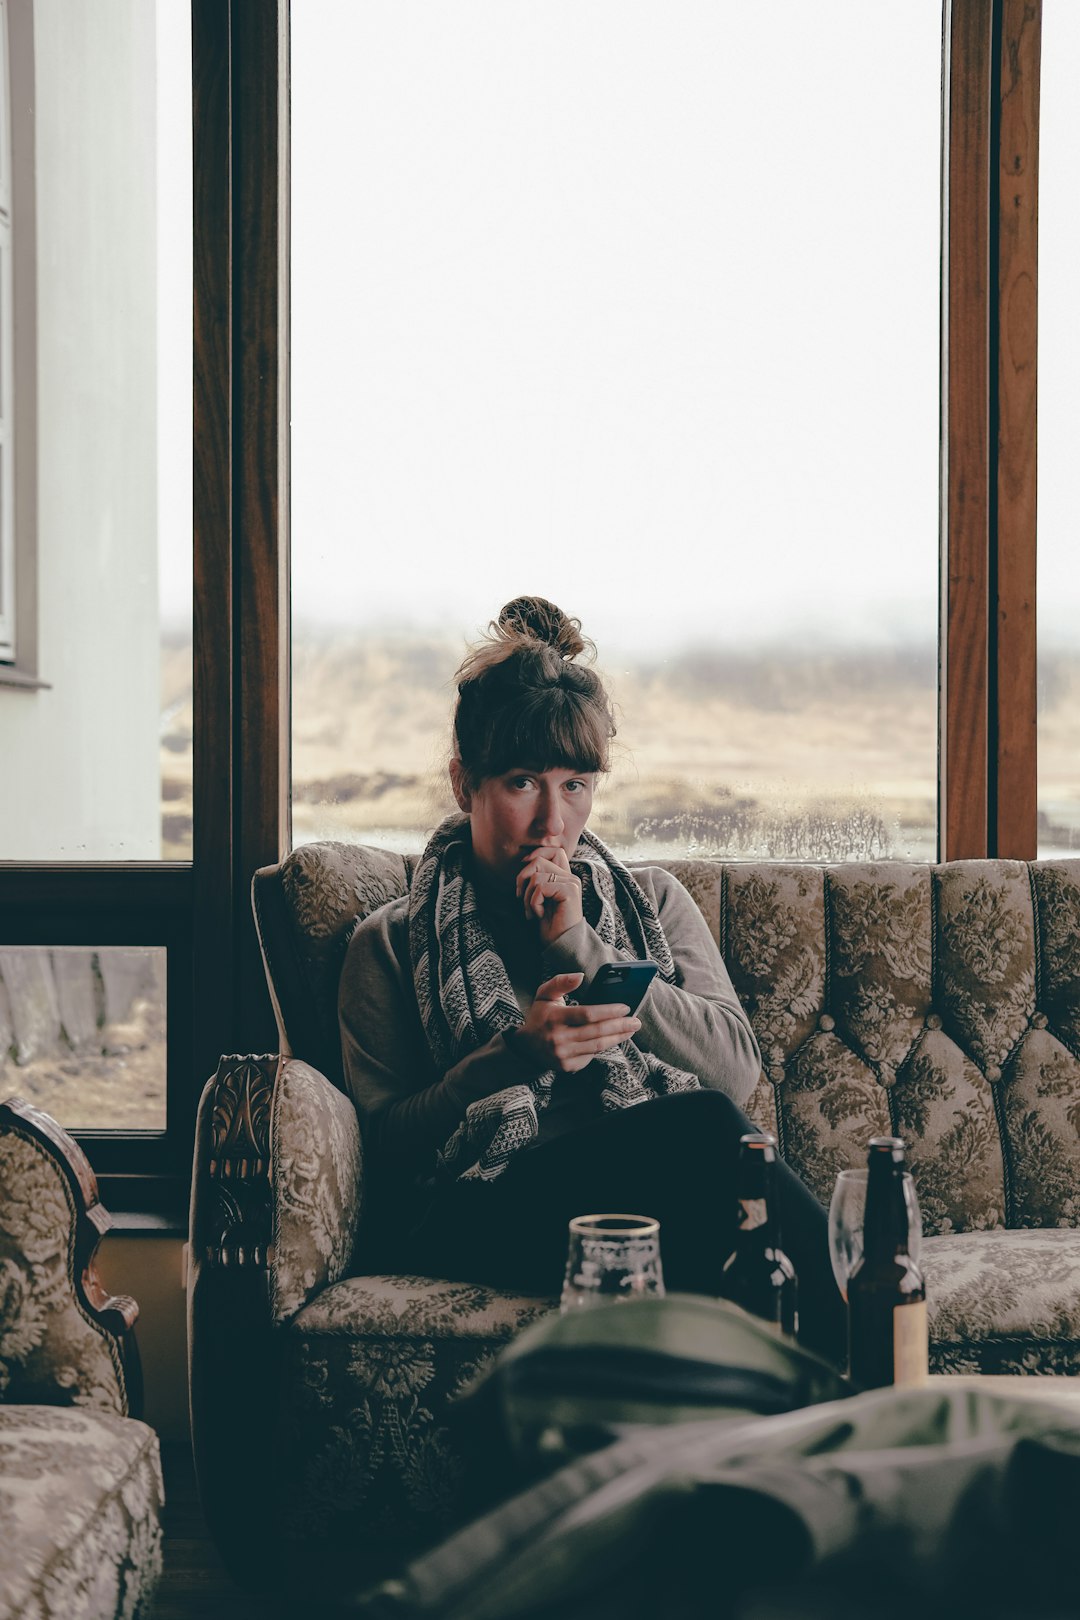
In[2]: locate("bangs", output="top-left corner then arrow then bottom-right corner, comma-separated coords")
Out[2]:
484,690 -> 609,778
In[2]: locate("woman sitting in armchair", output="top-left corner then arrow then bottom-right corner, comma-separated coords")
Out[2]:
339,595 -> 844,1362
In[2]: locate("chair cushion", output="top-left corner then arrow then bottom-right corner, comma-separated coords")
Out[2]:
278,1274 -> 552,1586
924,1227 -> 1080,1374
270,1059 -> 363,1324
0,1405 -> 162,1620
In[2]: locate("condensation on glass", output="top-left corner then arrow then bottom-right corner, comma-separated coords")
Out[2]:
1036,4 -> 1080,858
0,0 -> 192,859
291,2 -> 940,863
0,946 -> 166,1130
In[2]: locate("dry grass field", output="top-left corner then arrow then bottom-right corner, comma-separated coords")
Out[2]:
289,631 -> 942,861
158,627 -> 1080,863
8,630 -> 1074,1131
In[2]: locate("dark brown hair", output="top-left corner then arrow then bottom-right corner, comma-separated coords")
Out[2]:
453,596 -> 616,787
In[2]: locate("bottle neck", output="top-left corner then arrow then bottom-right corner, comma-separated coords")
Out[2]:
863,1153 -> 911,1260
734,1153 -> 781,1247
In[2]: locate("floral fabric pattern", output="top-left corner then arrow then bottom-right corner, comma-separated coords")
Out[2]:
894,1034 -> 1004,1234
722,866 -> 826,1071
275,842 -> 412,1088
924,1228 -> 1080,1375
935,864 -> 1036,1080
0,1130 -> 125,1411
705,856 -> 1080,1237
270,1059 -> 363,1323
278,1274 -> 551,1587
1002,1031 -> 1080,1228
828,866 -> 931,1071
663,861 -> 723,949
1032,863 -> 1080,1057
0,1405 -> 162,1620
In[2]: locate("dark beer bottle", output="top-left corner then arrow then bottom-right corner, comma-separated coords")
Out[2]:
720,1132 -> 798,1339
848,1136 -> 927,1389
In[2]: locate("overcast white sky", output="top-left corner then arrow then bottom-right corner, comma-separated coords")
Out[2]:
160,3 -> 1080,659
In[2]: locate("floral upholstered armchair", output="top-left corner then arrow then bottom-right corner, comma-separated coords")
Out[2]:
188,844 -> 1080,1599
0,1096 -> 163,1620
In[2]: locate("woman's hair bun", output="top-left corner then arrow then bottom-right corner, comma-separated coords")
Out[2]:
496,596 -> 589,662
453,595 -> 614,783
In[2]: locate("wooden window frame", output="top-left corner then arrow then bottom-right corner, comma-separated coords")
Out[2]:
941,0 -> 1041,859
0,0 -> 288,1218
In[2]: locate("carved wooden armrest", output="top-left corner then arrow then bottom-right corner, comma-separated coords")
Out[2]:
196,1053 -> 277,1271
191,1052 -> 362,1316
0,1094 -> 142,1417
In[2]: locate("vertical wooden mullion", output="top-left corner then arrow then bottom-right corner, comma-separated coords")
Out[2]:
993,0 -> 1040,858
192,0 -> 236,1084
941,0 -> 994,861
231,0 -> 290,1045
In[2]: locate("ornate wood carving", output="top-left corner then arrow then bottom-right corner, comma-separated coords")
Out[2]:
0,1095 -> 143,1416
202,1053 -> 279,1268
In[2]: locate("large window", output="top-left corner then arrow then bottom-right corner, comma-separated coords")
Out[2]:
1,4 -> 1069,1209
1037,1 -> 1080,856
292,1 -> 942,863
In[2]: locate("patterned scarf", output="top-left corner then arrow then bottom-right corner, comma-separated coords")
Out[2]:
409,814 -> 699,1182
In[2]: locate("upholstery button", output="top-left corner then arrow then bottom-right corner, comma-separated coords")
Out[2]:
985,1064 -> 1002,1083
925,1013 -> 943,1031
769,1064 -> 786,1084
818,1014 -> 835,1033
1031,1012 -> 1049,1030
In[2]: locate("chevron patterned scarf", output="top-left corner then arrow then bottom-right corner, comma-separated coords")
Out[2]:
409,814 -> 699,1182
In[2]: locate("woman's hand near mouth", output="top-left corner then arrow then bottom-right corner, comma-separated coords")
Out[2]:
516,844 -> 584,944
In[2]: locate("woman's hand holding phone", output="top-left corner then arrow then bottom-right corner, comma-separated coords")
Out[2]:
511,972 -> 641,1075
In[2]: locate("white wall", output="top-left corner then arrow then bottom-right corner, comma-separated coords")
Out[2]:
0,0 -> 161,859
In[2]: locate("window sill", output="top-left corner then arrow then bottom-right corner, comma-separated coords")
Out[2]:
0,665 -> 51,691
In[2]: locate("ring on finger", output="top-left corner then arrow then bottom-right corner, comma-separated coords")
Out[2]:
547,872 -> 557,886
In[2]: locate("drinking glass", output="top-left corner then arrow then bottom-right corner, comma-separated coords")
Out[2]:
560,1213 -> 665,1311
828,1168 -> 923,1301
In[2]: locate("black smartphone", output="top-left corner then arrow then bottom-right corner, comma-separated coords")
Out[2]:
575,960 -> 660,1014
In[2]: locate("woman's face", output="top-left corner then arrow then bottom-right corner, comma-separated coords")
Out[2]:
451,763 -> 595,884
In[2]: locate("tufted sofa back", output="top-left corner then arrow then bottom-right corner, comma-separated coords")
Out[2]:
255,845 -> 1080,1239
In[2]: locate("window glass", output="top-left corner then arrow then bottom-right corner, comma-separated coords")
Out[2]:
1037,3 -> 1080,858
0,0 -> 14,661
0,946 -> 165,1129
0,0 -> 192,860
292,1 -> 941,861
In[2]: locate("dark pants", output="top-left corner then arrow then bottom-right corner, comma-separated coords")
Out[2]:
409,1088 -> 846,1366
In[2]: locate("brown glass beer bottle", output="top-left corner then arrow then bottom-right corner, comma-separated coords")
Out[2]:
720,1132 -> 798,1340
847,1136 -> 927,1389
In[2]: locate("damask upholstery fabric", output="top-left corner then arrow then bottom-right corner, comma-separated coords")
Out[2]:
0,1405 -> 162,1620
270,1057 -> 364,1323
924,1229 -> 1080,1376
714,859 -> 1080,1233
0,1130 -> 125,1412
275,841 -> 412,1087
277,1274 -> 551,1582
